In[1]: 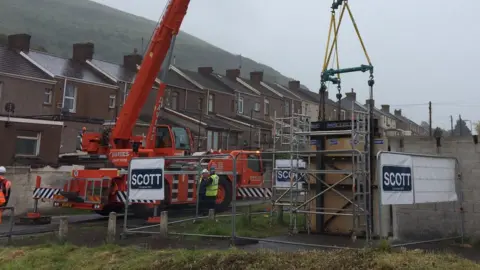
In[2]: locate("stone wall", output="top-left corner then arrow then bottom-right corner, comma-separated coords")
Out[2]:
5,165 -> 84,215
387,136 -> 480,240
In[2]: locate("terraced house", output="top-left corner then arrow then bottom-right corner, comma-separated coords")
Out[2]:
0,33 -> 430,165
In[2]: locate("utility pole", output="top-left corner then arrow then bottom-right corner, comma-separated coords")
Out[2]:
450,115 -> 453,136
459,114 -> 463,136
249,109 -> 253,147
428,101 -> 432,137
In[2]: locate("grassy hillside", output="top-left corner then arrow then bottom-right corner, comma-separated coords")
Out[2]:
0,0 -> 296,86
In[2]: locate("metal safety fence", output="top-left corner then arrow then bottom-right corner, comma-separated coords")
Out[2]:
120,152 -> 369,250
376,151 -> 464,247
0,207 -> 15,244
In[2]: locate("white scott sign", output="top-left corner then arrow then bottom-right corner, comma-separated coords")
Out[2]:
379,153 -> 414,205
378,152 -> 458,205
128,158 -> 165,201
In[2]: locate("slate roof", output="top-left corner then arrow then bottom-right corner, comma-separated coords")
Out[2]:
0,46 -> 52,80
264,82 -> 300,101
26,50 -> 114,85
240,79 -> 280,99
210,73 -> 259,95
179,110 -> 243,132
178,68 -> 233,94
234,114 -> 272,129
90,59 -> 136,82
340,97 -> 366,112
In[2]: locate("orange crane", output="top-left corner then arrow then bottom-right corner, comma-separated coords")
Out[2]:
37,0 -> 268,219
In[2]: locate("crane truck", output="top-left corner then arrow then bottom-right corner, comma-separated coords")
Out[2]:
39,0 -> 270,219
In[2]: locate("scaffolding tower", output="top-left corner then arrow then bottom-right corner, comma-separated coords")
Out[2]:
271,102 -> 373,243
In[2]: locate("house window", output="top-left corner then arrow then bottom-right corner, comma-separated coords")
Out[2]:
284,101 -> 290,116
264,99 -> 269,116
231,100 -> 235,112
63,84 -> 77,113
304,103 -> 309,115
44,88 -> 52,105
208,94 -> 214,113
331,109 -> 337,120
207,130 -> 219,150
292,102 -> 295,114
238,97 -> 244,114
16,132 -> 41,157
171,91 -> 179,110
254,102 -> 260,112
0,81 -> 3,101
341,110 -> 346,120
123,84 -> 131,105
109,94 -> 116,109
198,97 -> 203,111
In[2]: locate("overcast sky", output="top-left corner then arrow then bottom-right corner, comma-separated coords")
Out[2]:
92,0 -> 480,131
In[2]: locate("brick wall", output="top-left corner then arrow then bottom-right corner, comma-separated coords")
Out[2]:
387,136 -> 479,240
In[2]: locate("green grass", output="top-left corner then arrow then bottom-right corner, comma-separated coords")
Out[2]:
0,244 -> 478,270
171,209 -> 306,238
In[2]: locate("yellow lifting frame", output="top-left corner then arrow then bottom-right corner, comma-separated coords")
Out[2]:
321,1 -> 373,75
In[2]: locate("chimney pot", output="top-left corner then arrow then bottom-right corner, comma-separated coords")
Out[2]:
345,91 -> 356,101
394,109 -> 402,116
123,53 -> 143,71
7,34 -> 31,52
288,80 -> 300,91
226,69 -> 240,80
250,71 -> 264,83
381,104 -> 390,113
72,42 -> 94,62
198,67 -> 213,75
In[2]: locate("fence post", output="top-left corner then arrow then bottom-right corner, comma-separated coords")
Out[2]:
276,205 -> 284,224
107,212 -> 117,244
58,216 -> 68,243
7,207 -> 14,245
245,205 -> 252,225
160,211 -> 168,237
208,209 -> 215,220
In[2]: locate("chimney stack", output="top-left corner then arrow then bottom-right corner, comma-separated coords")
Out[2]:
72,42 -> 94,62
250,71 -> 263,83
198,67 -> 213,76
123,52 -> 143,71
381,105 -> 390,113
226,69 -> 240,81
345,88 -> 356,101
288,80 -> 300,91
394,109 -> 402,117
7,34 -> 31,52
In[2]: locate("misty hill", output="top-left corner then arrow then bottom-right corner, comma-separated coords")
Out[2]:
0,0 -> 300,87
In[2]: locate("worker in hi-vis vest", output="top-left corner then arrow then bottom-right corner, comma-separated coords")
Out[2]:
0,166 -> 11,207
199,167 -> 219,215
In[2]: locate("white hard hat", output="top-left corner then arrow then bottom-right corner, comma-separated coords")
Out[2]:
201,169 -> 209,174
0,166 -> 5,174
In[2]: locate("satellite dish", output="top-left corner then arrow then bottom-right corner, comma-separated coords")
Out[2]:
4,102 -> 15,113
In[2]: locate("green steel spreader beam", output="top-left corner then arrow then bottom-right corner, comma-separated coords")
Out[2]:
321,64 -> 374,84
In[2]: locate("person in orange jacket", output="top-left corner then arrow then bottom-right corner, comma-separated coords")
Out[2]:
0,166 -> 11,207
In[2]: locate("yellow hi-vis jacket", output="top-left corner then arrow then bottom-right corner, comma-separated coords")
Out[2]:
205,174 -> 219,197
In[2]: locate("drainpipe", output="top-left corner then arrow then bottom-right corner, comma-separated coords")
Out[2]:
184,90 -> 188,109
206,89 -> 210,115
61,77 -> 67,111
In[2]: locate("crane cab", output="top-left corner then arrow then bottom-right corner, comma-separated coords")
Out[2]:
152,124 -> 194,157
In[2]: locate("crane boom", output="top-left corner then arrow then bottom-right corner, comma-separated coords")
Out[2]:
111,0 -> 190,147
